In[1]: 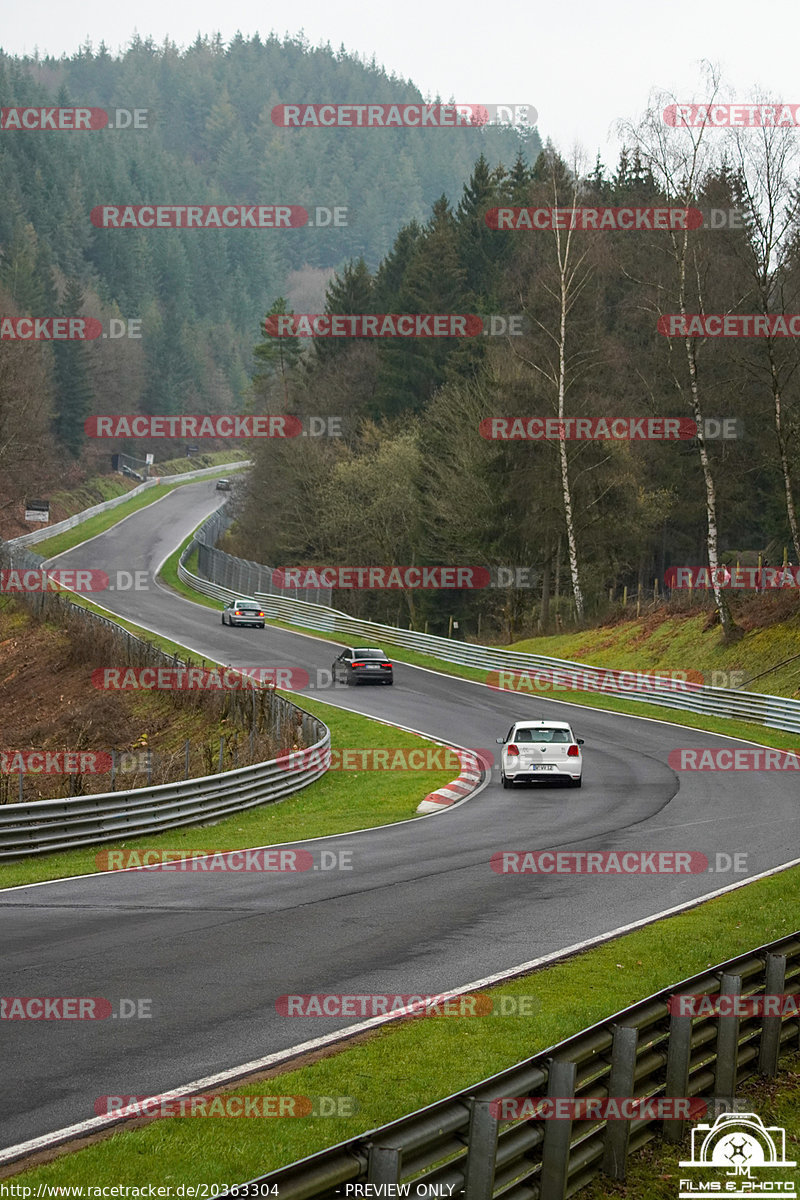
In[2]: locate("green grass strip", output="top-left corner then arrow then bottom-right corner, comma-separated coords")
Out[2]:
9,866 -> 799,1185
31,463 -> 247,560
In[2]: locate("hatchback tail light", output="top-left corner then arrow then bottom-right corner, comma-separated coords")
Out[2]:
567,744 -> 580,757
507,744 -> 519,756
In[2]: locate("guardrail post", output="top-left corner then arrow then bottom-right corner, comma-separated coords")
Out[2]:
663,1001 -> 693,1144
463,1098 -> 499,1200
715,973 -> 742,1103
602,1024 -> 638,1180
540,1059 -> 576,1200
367,1145 -> 401,1183
758,954 -> 786,1076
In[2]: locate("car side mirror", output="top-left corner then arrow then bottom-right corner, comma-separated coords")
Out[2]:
496,737 -> 505,744
577,739 -> 584,745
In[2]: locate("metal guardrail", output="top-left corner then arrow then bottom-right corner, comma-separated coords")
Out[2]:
222,932 -> 800,1200
0,538 -> 330,858
197,592 -> 800,738
178,512 -> 800,737
183,507 -> 333,606
0,721 -> 329,859
8,461 -> 250,548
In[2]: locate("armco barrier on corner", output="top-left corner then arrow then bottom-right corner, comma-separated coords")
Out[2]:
0,537 -> 329,859
8,460 -> 250,549
179,529 -> 800,738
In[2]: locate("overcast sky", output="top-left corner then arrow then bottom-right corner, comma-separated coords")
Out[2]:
4,0 -> 799,162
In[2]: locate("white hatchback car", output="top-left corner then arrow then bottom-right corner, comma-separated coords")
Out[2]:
497,720 -> 584,789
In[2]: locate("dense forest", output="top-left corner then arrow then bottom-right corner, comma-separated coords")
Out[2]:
0,34 -> 538,502
2,40 -> 799,643
231,106 -> 800,640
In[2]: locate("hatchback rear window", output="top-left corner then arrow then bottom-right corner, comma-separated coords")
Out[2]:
515,728 -> 572,743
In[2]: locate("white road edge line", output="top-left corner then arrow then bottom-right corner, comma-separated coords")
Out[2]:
4,495 -> 800,1161
3,850 -> 799,1166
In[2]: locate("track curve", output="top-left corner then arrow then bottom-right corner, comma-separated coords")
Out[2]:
2,480 -> 798,1154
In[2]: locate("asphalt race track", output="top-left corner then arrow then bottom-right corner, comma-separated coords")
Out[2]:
1,480 -> 797,1154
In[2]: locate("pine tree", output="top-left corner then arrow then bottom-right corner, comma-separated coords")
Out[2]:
52,279 -> 94,457
314,258 -> 374,365
253,297 -> 302,403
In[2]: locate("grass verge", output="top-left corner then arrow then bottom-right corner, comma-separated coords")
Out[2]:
0,692 -> 460,891
159,543 -> 800,750
6,869 -> 799,1185
580,1052 -> 800,1196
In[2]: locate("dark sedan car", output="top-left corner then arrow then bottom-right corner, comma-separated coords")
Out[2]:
332,647 -> 393,685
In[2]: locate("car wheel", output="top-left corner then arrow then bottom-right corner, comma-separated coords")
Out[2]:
501,773 -> 512,789
568,777 -> 582,788
221,614 -> 225,624
258,623 -> 265,629
384,679 -> 393,685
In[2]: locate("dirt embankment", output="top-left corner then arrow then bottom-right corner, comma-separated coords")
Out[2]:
0,605 -> 296,803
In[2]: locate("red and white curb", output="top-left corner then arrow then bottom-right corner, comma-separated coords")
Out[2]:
417,750 -> 488,813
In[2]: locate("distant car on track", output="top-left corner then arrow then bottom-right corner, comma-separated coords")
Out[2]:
221,597 -> 265,628
497,720 -> 584,788
332,647 -> 394,685
215,478 -> 232,491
